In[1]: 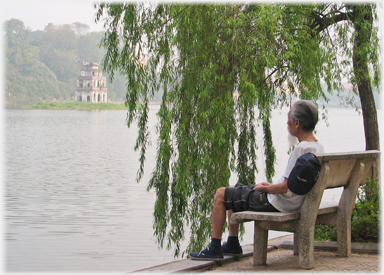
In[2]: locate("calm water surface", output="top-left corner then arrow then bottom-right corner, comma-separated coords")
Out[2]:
4,106 -> 378,273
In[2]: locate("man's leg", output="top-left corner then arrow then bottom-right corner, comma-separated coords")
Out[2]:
213,189 -> 242,256
189,186 -> 244,260
188,187 -> 227,260
228,210 -> 239,236
222,209 -> 243,256
212,187 -> 227,239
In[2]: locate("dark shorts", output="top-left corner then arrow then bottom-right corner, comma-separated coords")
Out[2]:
224,183 -> 279,213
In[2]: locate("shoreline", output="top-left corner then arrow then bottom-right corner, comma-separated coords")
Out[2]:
22,102 -> 129,110
5,101 -> 162,110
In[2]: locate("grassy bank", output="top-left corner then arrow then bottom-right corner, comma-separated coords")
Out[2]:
23,102 -> 130,110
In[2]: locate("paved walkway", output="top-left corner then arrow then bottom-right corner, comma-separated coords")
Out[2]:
132,235 -> 380,274
191,249 -> 380,273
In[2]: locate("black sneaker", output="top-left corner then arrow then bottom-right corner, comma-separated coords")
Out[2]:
188,247 -> 223,261
221,241 -> 243,257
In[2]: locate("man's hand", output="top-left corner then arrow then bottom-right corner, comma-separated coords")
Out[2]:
253,178 -> 289,194
253,182 -> 273,192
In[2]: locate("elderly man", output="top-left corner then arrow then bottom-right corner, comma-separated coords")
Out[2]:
189,100 -> 324,260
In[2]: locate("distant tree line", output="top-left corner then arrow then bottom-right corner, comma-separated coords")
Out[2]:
4,19 -> 130,105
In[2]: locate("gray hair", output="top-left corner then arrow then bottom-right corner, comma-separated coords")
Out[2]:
291,100 -> 319,131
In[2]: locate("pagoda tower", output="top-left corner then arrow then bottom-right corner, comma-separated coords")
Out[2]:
75,62 -> 107,103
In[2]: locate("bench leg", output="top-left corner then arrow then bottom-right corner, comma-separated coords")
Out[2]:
337,217 -> 351,257
335,159 -> 365,257
253,222 -> 268,266
298,229 -> 315,269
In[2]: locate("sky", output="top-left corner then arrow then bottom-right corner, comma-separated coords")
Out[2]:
2,0 -> 105,32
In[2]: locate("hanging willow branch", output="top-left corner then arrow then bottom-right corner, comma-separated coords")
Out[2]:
95,2 -> 379,257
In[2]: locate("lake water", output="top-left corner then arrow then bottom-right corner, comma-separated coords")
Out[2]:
4,106 -> 381,273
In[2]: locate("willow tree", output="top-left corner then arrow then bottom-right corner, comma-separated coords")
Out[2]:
309,3 -> 380,174
95,3 -> 380,257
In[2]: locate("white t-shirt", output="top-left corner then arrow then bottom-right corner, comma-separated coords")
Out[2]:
267,141 -> 324,212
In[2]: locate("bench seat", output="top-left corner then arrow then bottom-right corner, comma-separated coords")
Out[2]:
231,201 -> 339,223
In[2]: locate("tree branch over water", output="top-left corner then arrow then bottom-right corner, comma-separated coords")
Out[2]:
96,2 -> 380,257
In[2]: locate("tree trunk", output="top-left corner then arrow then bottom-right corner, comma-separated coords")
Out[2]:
352,5 -> 380,179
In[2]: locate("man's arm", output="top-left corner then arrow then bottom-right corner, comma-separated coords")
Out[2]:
253,178 -> 289,194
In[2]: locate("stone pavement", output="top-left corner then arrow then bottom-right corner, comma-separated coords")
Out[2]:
191,248 -> 380,273
132,234 -> 380,274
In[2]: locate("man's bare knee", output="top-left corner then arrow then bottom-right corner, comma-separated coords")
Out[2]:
214,187 -> 226,204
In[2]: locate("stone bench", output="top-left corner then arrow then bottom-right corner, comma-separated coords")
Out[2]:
230,150 -> 380,269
